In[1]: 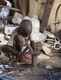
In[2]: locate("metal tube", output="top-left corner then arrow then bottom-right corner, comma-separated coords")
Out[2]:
32,55 -> 38,67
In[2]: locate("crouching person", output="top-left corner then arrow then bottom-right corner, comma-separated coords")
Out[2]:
5,20 -> 32,62
5,19 -> 42,62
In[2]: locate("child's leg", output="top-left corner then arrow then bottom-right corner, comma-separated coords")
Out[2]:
24,53 -> 32,60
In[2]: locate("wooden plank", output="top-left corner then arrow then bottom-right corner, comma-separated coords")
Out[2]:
18,0 -> 28,16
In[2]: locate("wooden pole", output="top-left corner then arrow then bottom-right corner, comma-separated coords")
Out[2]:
40,0 -> 55,32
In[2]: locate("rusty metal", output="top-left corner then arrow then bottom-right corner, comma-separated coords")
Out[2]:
55,4 -> 61,41
28,51 -> 41,67
29,51 -> 41,67
40,71 -> 61,80
40,0 -> 55,32
31,51 -> 40,67
32,55 -> 38,67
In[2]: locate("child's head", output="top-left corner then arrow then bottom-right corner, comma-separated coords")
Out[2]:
19,20 -> 32,37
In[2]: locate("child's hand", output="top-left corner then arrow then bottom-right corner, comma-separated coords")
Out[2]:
32,42 -> 42,51
17,52 -> 26,62
15,51 -> 23,57
18,52 -> 23,58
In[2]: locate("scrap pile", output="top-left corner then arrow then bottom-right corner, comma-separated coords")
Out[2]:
40,71 -> 61,80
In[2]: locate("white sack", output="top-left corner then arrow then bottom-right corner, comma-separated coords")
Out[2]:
23,16 -> 31,21
31,15 -> 40,33
12,12 -> 23,24
0,0 -> 12,19
33,32 -> 46,41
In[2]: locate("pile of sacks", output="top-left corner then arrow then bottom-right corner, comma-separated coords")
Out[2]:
12,12 -> 46,41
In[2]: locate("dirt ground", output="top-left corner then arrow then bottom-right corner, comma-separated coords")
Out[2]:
0,51 -> 61,80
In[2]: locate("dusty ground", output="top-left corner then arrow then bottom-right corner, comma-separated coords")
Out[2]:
0,51 -> 61,80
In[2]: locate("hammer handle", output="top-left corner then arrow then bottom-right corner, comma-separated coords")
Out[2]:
25,42 -> 33,51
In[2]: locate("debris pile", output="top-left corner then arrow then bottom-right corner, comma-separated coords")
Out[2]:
40,71 -> 61,80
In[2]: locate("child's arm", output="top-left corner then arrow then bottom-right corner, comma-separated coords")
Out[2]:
14,34 -> 23,52
5,45 -> 20,56
5,34 -> 23,58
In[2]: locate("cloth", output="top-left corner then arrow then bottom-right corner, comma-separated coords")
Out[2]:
30,28 -> 34,41
13,40 -> 30,54
0,0 -> 12,19
7,34 -> 15,46
7,31 -> 18,46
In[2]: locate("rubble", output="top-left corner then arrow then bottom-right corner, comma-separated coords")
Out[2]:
40,71 -> 61,80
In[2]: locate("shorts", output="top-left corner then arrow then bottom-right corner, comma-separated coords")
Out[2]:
13,40 -> 30,54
